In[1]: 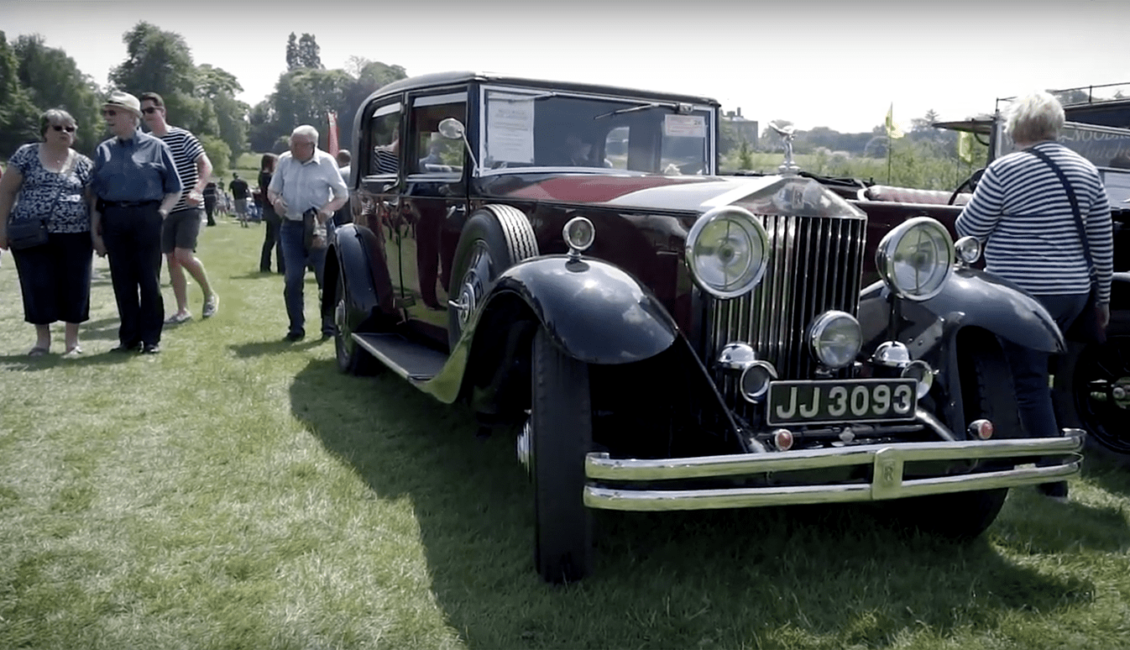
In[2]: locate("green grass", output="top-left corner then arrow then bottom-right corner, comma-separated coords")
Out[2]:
3,222 -> 1130,649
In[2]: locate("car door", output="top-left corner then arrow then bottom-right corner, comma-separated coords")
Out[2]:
358,98 -> 407,317
400,88 -> 470,347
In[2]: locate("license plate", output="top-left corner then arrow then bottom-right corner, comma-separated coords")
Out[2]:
766,379 -> 917,426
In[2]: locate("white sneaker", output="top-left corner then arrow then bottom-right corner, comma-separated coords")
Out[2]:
202,294 -> 219,318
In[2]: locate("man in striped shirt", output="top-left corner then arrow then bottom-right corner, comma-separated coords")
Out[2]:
955,91 -> 1114,501
141,93 -> 219,324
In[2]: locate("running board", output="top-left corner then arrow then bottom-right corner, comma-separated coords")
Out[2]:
353,333 -> 448,382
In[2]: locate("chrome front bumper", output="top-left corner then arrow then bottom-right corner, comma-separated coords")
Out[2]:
584,430 -> 1085,511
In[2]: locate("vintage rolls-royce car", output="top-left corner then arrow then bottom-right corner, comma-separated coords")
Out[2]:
326,72 -> 1083,583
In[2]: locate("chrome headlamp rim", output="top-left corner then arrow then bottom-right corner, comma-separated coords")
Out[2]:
808,310 -> 862,370
685,205 -> 769,299
954,235 -> 982,265
563,216 -> 595,254
875,216 -> 955,302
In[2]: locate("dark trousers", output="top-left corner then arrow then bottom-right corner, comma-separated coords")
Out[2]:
12,231 -> 93,325
102,204 -> 165,347
999,292 -> 1090,439
260,215 -> 284,273
203,198 -> 216,226
280,219 -> 333,336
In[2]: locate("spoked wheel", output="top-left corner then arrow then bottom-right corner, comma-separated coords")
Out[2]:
1057,334 -> 1130,459
334,273 -> 377,375
528,328 -> 593,583
447,205 -> 538,351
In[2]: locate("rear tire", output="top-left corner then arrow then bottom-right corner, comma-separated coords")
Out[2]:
334,273 -> 377,376
531,328 -> 593,583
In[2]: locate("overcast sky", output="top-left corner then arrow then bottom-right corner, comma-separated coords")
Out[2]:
5,0 -> 1129,133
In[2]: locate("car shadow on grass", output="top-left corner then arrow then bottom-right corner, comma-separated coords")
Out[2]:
291,360 -> 1119,649
229,337 -> 326,358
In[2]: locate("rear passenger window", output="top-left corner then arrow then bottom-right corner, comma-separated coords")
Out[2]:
368,102 -> 401,176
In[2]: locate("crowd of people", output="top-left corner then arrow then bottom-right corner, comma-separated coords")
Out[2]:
0,90 -> 351,356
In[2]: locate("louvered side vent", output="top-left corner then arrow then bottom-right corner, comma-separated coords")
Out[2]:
706,214 -> 866,392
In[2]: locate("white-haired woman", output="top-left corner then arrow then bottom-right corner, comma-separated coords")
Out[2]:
0,108 -> 95,357
955,91 -> 1114,501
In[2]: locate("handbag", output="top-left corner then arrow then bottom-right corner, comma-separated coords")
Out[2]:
1027,147 -> 1107,345
5,149 -> 73,251
6,217 -> 49,250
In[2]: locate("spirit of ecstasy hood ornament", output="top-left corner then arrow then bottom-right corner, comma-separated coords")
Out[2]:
769,120 -> 799,176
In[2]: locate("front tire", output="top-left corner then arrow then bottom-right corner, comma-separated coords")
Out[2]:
893,332 -> 1015,538
1054,332 -> 1130,463
531,328 -> 593,583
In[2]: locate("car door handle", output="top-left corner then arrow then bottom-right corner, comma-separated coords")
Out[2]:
446,205 -> 466,220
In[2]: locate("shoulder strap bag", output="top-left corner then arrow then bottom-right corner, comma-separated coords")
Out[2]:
1027,146 -> 1107,344
6,150 -> 75,251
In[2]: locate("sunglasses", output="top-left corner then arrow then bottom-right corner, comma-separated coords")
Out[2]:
142,107 -> 160,115
51,125 -> 77,133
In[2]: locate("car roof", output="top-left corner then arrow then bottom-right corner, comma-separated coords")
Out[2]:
367,71 -> 721,107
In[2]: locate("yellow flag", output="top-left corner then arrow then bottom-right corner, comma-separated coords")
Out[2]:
957,131 -> 974,164
885,103 -> 904,139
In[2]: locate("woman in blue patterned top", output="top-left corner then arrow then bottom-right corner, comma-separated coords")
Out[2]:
0,108 -> 94,357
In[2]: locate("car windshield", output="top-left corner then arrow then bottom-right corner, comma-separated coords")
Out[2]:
480,86 -> 714,176
997,121 -> 1130,171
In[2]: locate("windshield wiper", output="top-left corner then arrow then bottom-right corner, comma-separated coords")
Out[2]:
594,102 -> 665,119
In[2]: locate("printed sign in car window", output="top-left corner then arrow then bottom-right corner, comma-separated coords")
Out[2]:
664,114 -> 706,138
487,93 -> 536,164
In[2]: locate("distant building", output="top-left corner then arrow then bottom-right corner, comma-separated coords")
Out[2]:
723,107 -> 759,146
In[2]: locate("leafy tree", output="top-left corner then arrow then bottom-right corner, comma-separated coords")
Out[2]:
297,33 -> 323,70
286,32 -> 299,71
196,64 -> 247,163
338,60 -> 407,148
13,34 -> 102,152
0,31 -> 40,155
110,22 -> 211,134
199,135 -> 231,178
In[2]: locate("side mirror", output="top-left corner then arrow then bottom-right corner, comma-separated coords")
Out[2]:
438,117 -> 478,175
439,118 -> 465,140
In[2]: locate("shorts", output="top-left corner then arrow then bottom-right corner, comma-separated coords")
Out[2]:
235,198 -> 248,215
161,207 -> 203,254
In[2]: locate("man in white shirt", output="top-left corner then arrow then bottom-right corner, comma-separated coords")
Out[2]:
267,125 -> 349,341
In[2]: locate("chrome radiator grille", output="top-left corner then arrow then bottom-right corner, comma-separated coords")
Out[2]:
705,214 -> 866,382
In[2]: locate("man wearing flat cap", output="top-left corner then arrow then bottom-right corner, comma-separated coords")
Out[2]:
90,90 -> 182,355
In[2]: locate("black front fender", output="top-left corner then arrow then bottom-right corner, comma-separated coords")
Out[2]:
860,267 -> 1065,356
485,256 -> 679,365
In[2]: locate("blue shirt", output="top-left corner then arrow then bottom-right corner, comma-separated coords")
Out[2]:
268,148 -> 349,221
91,129 -> 182,202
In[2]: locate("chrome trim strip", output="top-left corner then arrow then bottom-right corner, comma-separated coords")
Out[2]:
584,462 -> 1080,511
584,433 -> 1084,481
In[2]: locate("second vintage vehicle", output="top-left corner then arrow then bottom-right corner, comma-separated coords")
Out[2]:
325,72 -> 1083,583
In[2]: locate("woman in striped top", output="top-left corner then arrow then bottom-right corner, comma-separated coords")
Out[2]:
955,91 -> 1114,500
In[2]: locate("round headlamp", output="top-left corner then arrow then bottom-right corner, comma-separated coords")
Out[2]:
954,236 -> 982,265
685,206 -> 769,299
563,216 -> 595,254
875,217 -> 954,301
809,310 -> 862,369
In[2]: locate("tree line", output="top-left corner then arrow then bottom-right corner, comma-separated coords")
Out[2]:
0,24 -> 407,177
3,21 -> 982,186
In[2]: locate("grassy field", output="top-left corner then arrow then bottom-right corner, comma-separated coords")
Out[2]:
2,221 -> 1130,649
